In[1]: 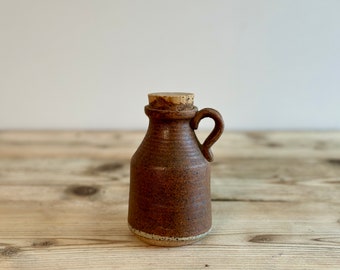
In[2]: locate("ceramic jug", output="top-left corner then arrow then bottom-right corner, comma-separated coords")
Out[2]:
128,92 -> 224,246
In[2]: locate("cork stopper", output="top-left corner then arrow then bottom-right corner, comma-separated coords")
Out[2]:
148,92 -> 194,111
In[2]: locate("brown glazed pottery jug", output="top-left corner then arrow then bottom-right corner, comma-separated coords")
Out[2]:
128,92 -> 224,246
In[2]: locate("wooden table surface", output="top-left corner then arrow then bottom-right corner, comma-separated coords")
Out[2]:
0,131 -> 339,269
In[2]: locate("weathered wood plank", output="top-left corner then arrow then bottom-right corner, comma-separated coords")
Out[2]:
0,131 -> 340,269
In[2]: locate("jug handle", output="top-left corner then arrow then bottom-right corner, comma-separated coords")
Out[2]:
190,108 -> 224,162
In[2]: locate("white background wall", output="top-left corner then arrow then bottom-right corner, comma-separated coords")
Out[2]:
0,0 -> 339,130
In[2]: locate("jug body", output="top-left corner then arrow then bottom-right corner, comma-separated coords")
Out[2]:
128,92 -> 223,246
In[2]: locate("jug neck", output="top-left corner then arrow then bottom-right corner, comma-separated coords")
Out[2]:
142,106 -> 203,160
145,92 -> 198,131
144,105 -> 198,121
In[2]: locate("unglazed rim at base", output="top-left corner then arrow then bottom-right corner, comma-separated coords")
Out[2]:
128,224 -> 212,243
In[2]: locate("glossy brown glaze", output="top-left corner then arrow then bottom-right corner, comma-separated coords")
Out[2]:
128,93 -> 224,246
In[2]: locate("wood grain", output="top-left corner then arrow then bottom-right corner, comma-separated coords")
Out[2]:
0,131 -> 339,269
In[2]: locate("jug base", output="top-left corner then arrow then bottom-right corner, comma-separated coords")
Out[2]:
128,224 -> 211,247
